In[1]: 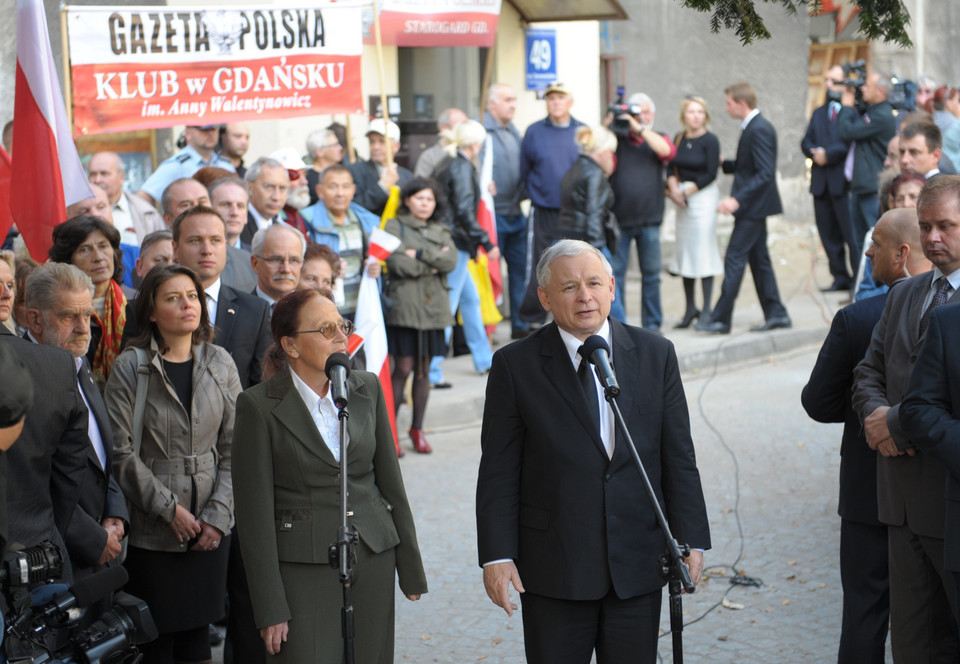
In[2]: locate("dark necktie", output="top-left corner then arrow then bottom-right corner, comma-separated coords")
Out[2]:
919,276 -> 951,337
830,105 -> 838,122
577,345 -> 600,434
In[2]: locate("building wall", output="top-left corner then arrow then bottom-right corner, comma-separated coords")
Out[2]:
605,0 -> 811,219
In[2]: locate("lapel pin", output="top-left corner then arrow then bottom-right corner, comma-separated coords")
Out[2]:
227,308 -> 236,315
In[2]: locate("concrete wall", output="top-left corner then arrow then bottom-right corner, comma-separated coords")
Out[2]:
605,0 -> 811,220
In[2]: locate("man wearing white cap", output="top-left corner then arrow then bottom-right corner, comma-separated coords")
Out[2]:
270,147 -> 313,240
349,118 -> 414,217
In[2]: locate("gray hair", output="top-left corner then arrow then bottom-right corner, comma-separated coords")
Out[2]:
487,83 -> 510,106
208,176 -> 248,202
25,262 -> 94,314
627,92 -> 654,113
245,157 -> 285,183
305,129 -> 337,158
140,229 -> 173,255
251,223 -> 307,258
874,71 -> 894,97
537,239 -> 612,287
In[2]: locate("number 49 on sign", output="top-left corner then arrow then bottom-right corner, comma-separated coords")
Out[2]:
525,29 -> 556,90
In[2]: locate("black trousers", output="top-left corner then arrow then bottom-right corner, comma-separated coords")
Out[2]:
711,216 -> 788,325
518,206 -> 561,324
838,518 -> 889,663
520,587 -> 662,664
813,191 -> 856,285
224,526 -> 266,664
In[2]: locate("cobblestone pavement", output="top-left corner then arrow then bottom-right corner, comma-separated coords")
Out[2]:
391,346 -> 892,663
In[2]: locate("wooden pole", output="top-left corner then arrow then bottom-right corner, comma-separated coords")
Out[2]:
345,115 -> 356,164
60,7 -> 74,135
372,4 -> 393,167
478,39 -> 497,121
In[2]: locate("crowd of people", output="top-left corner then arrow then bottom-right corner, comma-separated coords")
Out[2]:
799,67 -> 960,664
4,63 -> 960,664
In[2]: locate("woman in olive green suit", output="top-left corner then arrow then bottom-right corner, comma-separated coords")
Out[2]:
232,288 -> 427,663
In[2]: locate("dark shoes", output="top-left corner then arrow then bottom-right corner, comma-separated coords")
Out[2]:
820,281 -> 852,293
674,309 -> 700,329
409,428 -> 433,454
750,316 -> 792,332
697,320 -> 731,334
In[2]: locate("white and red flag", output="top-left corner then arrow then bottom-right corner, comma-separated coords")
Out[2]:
10,0 -> 92,260
347,264 -> 400,454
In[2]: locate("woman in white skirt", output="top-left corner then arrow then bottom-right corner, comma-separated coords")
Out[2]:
667,96 -> 724,328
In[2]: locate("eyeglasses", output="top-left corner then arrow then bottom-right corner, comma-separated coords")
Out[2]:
256,255 -> 304,267
294,319 -> 354,339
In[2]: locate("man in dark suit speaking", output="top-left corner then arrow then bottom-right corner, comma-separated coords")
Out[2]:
700,81 -> 791,334
476,239 -> 710,663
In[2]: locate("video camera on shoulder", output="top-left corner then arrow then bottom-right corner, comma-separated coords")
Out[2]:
1,542 -> 157,664
608,86 -> 640,137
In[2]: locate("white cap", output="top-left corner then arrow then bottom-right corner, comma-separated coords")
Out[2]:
269,147 -> 308,171
366,118 -> 401,143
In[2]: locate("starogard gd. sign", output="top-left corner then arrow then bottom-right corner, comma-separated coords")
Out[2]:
66,4 -> 364,136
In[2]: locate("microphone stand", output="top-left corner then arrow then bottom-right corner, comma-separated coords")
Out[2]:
328,402 -> 357,664
594,365 -> 694,664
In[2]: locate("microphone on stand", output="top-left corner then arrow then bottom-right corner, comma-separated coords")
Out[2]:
580,335 -> 619,398
325,353 -> 351,409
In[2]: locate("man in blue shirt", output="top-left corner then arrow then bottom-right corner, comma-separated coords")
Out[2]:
137,125 -> 235,207
518,82 -> 583,325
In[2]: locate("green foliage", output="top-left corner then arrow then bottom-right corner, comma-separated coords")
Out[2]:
679,0 -> 912,47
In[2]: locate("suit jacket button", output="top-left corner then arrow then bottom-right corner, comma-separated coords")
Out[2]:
605,474 -> 612,483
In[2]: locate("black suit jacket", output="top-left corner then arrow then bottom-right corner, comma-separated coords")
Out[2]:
801,103 -> 850,197
476,319 -> 710,600
901,302 -> 960,571
63,360 -> 129,571
722,112 -> 783,220
348,160 -> 413,217
802,294 -> 888,524
121,283 -> 271,390
0,329 -> 88,578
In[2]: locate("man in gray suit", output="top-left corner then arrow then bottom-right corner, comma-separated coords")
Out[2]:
853,175 -> 960,660
88,151 -> 165,244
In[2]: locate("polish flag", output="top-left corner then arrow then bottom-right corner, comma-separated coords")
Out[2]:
367,227 -> 402,261
347,269 -> 401,455
0,147 -> 12,242
477,134 -> 502,334
11,0 -> 93,261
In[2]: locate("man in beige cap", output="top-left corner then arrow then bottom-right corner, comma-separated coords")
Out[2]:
349,118 -> 414,216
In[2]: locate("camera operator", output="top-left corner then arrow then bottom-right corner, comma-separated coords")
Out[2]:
0,301 -> 88,584
838,71 -> 898,277
603,92 -> 677,329
24,263 -> 129,581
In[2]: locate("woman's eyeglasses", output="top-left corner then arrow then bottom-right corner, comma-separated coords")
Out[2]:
294,319 -> 354,339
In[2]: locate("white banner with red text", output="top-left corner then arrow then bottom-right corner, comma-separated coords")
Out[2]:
363,0 -> 501,47
66,4 -> 364,136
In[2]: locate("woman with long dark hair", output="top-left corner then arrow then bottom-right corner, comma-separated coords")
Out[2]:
104,264 -> 240,664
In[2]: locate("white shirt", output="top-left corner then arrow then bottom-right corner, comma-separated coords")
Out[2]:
205,277 -> 221,327
557,319 -> 615,459
111,193 -> 140,246
255,286 -> 277,315
741,108 -> 760,131
290,368 -> 348,461
248,203 -> 277,233
30,328 -> 109,470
